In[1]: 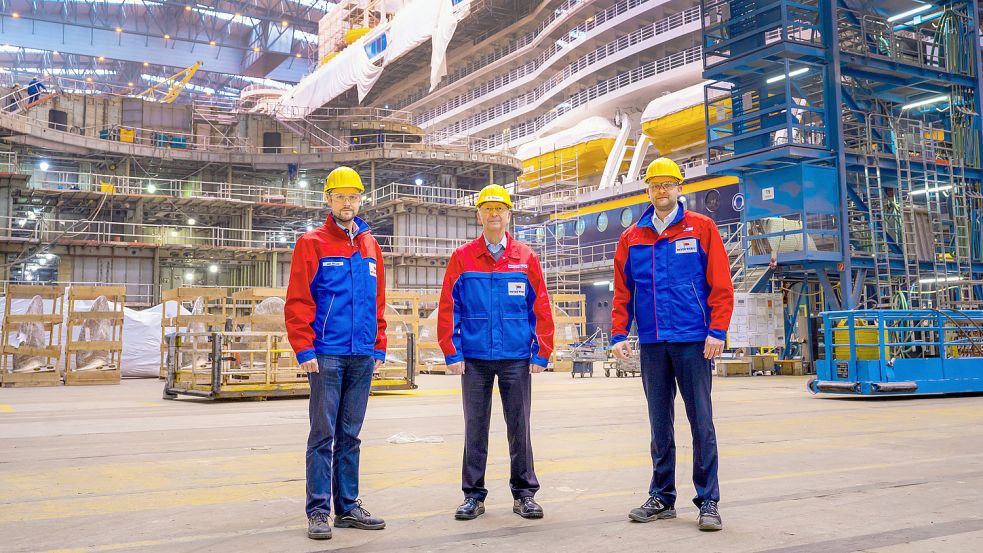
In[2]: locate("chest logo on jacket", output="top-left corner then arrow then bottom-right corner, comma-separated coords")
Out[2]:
368,261 -> 377,277
508,282 -> 526,296
674,239 -> 697,254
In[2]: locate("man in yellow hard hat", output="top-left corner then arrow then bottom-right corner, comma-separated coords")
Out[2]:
610,157 -> 733,531
286,166 -> 388,540
437,184 -> 555,521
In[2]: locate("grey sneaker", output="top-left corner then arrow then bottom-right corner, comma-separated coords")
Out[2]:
698,500 -> 722,531
334,500 -> 386,530
629,496 -> 676,522
307,511 -> 332,540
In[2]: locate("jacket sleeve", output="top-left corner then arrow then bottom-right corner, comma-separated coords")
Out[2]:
285,236 -> 318,364
437,252 -> 465,365
527,252 -> 554,368
703,221 -> 734,341
610,233 -> 635,346
373,240 -> 388,362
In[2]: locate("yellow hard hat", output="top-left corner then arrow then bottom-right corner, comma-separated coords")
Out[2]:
643,157 -> 684,185
476,184 -> 513,209
324,166 -> 365,193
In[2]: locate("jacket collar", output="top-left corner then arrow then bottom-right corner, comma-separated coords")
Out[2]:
474,231 -> 520,261
637,200 -> 686,232
321,214 -> 370,238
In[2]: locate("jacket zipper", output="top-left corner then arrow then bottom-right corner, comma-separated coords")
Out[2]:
321,294 -> 335,340
692,282 -> 708,325
651,247 -> 659,339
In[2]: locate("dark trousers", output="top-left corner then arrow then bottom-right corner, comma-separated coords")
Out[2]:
461,358 -> 539,501
306,354 -> 373,516
640,342 -> 720,507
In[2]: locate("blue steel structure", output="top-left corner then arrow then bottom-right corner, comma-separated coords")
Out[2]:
701,0 -> 983,394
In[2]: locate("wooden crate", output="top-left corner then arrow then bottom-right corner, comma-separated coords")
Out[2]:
751,354 -> 777,373
231,288 -> 286,330
776,359 -> 806,376
552,293 -> 587,373
64,286 -> 125,386
715,359 -> 752,377
1,285 -> 66,388
160,287 -> 228,378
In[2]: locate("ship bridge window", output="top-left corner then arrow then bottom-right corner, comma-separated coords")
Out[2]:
365,33 -> 388,58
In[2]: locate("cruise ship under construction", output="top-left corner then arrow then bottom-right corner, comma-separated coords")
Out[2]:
4,0 -> 983,551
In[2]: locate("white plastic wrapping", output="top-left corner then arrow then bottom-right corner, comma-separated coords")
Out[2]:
11,295 -> 48,373
74,296 -> 112,372
276,0 -> 464,115
277,35 -> 384,118
430,0 -> 459,91
251,297 -> 286,332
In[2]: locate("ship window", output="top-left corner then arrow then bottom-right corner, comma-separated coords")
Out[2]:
365,33 -> 388,58
575,217 -> 586,236
620,208 -> 633,228
596,212 -> 609,233
704,189 -> 720,212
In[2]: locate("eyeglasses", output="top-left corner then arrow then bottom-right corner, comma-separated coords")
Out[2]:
647,183 -> 680,192
479,206 -> 509,214
330,193 -> 362,204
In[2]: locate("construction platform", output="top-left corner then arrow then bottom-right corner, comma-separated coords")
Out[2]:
1,374 -> 982,552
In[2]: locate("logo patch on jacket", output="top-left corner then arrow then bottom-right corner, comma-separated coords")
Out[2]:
674,239 -> 697,254
508,264 -> 528,269
368,261 -> 377,277
508,282 -> 526,296
322,261 -> 344,267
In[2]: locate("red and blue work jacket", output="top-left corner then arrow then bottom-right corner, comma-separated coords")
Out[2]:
438,233 -> 554,367
285,215 -> 387,364
611,201 -> 734,345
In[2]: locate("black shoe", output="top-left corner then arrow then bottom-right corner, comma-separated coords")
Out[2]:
307,511 -> 332,540
698,500 -> 722,531
628,496 -> 676,522
513,497 -> 544,519
455,497 -> 485,520
334,500 -> 385,530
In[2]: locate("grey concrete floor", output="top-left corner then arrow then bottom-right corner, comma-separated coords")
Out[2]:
1,373 -> 982,553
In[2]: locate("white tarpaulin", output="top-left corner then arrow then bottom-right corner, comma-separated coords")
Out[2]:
514,116 -> 619,160
642,82 -> 710,123
430,0 -> 459,91
276,35 -> 385,118
277,0 -> 466,116
0,295 -> 189,378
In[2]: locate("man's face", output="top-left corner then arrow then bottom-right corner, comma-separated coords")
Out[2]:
647,176 -> 682,211
326,187 -> 362,223
477,202 -> 511,234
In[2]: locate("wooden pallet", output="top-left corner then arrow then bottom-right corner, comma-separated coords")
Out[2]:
64,286 -> 125,386
0,285 -> 66,388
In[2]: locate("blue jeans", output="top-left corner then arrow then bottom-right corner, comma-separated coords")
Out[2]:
640,342 -> 720,507
461,358 -> 539,501
306,354 -> 373,516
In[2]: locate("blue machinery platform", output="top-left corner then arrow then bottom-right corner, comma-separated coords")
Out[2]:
812,310 -> 983,395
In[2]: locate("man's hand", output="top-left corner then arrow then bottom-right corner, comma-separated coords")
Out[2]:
704,336 -> 725,359
529,364 -> 545,374
446,361 -> 465,375
374,359 -> 383,370
612,341 -> 631,360
301,359 -> 319,373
